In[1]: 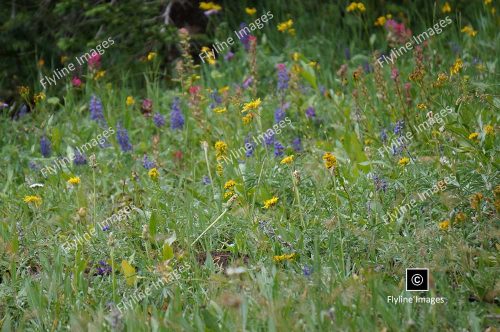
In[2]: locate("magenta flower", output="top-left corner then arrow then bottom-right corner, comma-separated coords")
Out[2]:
71,77 -> 82,88
88,53 -> 101,69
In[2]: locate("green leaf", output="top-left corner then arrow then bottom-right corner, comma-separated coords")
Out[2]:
162,243 -> 174,261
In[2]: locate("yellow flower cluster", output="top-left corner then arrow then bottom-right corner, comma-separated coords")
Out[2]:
147,52 -> 157,61
67,176 -> 81,185
277,19 -> 295,35
245,7 -> 256,15
126,96 -> 135,106
450,58 -> 463,76
199,2 -> 221,11
223,179 -> 236,199
374,14 -> 391,26
215,141 -> 228,161
322,152 -> 337,169
484,124 -> 494,135
347,2 -> 366,13
438,219 -> 450,230
213,106 -> 227,113
461,25 -> 478,37
417,103 -> 427,110
241,98 -> 261,113
398,157 -> 410,166
34,92 -> 46,103
468,132 -> 479,141
263,196 -> 279,209
280,155 -> 294,165
433,72 -> 448,87
442,2 -> 451,13
273,253 -> 296,262
201,46 -> 216,65
24,195 -> 42,206
242,113 -> 254,124
470,193 -> 483,210
148,168 -> 159,180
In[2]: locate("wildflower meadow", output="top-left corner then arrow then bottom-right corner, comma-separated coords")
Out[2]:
0,0 -> 499,331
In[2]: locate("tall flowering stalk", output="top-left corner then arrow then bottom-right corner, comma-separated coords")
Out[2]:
170,97 -> 185,130
90,95 -> 106,126
116,122 -> 133,152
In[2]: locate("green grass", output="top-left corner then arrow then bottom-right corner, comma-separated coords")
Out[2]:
0,1 -> 499,331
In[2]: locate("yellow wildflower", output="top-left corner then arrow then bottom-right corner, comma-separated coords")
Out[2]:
277,19 -> 294,35
417,103 -> 427,110
374,16 -> 386,26
468,132 -> 479,141
245,7 -> 256,15
24,195 -> 42,206
461,25 -> 478,37
126,96 -> 135,106
18,86 -> 30,98
148,167 -> 159,180
273,253 -> 296,262
292,52 -> 300,61
67,176 -> 81,185
60,55 -> 69,63
216,163 -> 223,176
263,196 -> 279,209
241,98 -> 261,113
34,92 -> 46,103
484,124 -> 494,135
218,86 -> 229,94
224,179 -> 236,190
450,58 -> 463,76
94,70 -> 106,80
280,155 -> 294,165
147,52 -> 157,61
347,2 -> 365,13
398,157 -> 410,166
364,138 -> 373,145
322,152 -> 337,169
439,220 -> 450,230
242,113 -> 254,124
213,107 -> 227,113
484,0 -> 492,4
215,141 -> 228,160
223,191 -> 234,199
199,2 -> 221,11
37,58 -> 45,67
442,2 -> 451,13
470,193 -> 483,209
455,212 -> 467,223
201,46 -> 216,65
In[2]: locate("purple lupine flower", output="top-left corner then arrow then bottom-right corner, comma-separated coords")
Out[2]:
242,76 -> 253,90
292,137 -> 302,152
344,47 -> 351,60
142,155 -> 155,170
224,51 -> 234,61
239,23 -> 252,50
116,122 -> 133,152
303,265 -> 313,277
18,104 -> 28,118
264,133 -> 275,146
380,129 -> 388,143
73,150 -> 87,165
40,136 -> 51,157
305,106 -> 316,118
102,225 -> 110,231
170,98 -> 184,130
90,95 -> 106,125
274,102 -> 290,123
274,141 -> 284,157
210,90 -> 222,109
372,174 -> 388,192
276,63 -> 289,91
96,260 -> 112,276
393,120 -> 404,136
0,101 -> 8,110
153,112 -> 166,127
245,136 -> 255,157
202,175 -> 211,185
